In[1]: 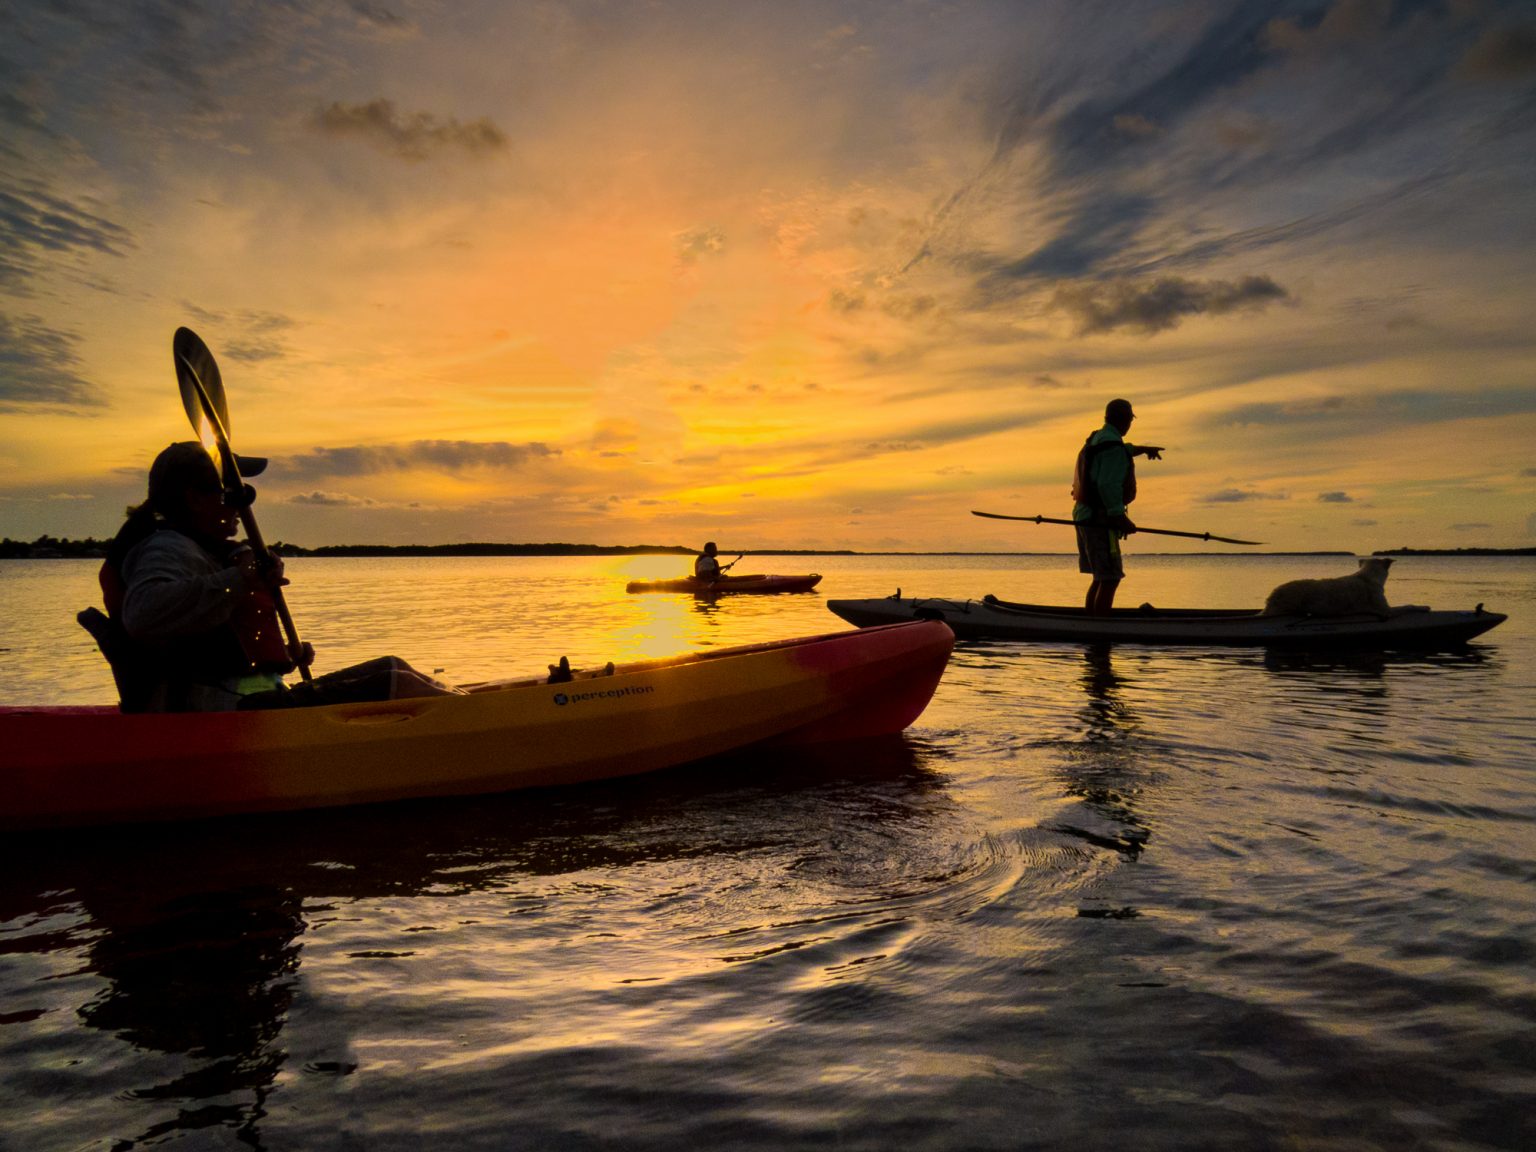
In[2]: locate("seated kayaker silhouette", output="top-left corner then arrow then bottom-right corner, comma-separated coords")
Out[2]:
81,441 -> 459,712
694,542 -> 722,582
694,541 -> 740,584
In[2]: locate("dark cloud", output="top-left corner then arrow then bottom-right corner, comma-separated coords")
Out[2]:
0,89 -> 54,140
677,227 -> 726,262
1264,0 -> 1395,56
1211,386 -> 1536,429
925,0 -> 1529,301
282,440 -> 559,480
980,195 -> 1157,288
1036,4 -> 1279,182
310,99 -> 508,162
957,4 -> 1285,285
288,491 -> 377,506
0,183 -> 134,291
178,305 -> 297,363
1051,275 -> 1290,335
1450,522 -> 1492,531
1200,487 -> 1288,503
0,313 -> 99,410
1521,468 -> 1536,478
1456,22 -> 1536,80
1317,491 -> 1354,503
342,1 -> 418,39
882,294 -> 937,320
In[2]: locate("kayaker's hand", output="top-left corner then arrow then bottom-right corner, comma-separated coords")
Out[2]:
258,551 -> 289,587
1139,445 -> 1164,461
295,642 -> 316,668
1111,514 -> 1137,535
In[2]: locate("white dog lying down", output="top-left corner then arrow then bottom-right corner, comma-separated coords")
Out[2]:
1262,557 -> 1429,619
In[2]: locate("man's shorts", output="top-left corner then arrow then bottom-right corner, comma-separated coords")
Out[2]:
1076,522 -> 1124,581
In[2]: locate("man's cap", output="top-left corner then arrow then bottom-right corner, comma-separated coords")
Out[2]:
148,441 -> 267,507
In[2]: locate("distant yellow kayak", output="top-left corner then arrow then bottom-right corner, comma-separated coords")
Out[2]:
2,621 -> 954,829
625,573 -> 822,595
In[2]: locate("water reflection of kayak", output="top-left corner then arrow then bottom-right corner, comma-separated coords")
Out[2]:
2,620 -> 953,830
625,573 -> 823,594
828,594 -> 1506,649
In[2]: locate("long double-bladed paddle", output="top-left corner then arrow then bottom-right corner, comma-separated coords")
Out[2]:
971,510 -> 1263,546
173,326 -> 312,680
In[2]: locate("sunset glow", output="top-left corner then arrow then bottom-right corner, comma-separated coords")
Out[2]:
3,1 -> 1533,552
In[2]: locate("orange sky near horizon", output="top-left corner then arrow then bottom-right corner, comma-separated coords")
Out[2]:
2,1 -> 1534,553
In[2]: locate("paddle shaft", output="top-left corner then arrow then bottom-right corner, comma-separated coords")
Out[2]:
179,352 -> 313,681
970,510 -> 1262,546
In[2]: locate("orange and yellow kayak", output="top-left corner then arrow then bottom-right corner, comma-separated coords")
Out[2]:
1,621 -> 953,829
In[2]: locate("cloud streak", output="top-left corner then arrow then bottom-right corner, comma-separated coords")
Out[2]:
0,313 -> 99,409
0,184 -> 134,292
1051,275 -> 1290,335
1210,387 -> 1536,430
281,441 -> 559,481
310,99 -> 509,162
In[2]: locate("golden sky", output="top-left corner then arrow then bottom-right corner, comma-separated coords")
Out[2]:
3,0 -> 1534,551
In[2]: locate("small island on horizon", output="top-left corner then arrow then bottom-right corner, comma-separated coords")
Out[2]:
3,536 -> 1533,561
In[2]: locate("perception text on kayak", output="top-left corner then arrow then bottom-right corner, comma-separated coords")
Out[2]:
552,684 -> 657,706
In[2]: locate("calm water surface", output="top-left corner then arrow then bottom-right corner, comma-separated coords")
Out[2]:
2,553 -> 1534,1150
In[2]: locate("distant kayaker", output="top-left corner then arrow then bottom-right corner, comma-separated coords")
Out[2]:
694,542 -> 723,583
98,441 -> 459,711
1071,399 -> 1164,616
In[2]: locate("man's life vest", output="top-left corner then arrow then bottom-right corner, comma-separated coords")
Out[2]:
1070,434 -> 1136,512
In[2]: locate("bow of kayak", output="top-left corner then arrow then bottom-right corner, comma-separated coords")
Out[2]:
1,621 -> 954,830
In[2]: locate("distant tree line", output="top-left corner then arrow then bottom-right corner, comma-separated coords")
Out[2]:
1,537 -> 861,559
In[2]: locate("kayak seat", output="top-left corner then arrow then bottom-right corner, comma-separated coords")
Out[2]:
77,607 -> 153,713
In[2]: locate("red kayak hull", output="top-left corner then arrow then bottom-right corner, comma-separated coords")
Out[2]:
0,621 -> 953,829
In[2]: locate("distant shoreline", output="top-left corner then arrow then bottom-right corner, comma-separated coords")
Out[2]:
5,536 -> 1532,560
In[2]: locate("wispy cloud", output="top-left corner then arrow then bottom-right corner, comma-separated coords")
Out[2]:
0,184 -> 134,292
1210,387 -> 1536,429
178,305 -> 298,364
282,441 -> 559,480
1200,487 -> 1288,503
0,313 -> 99,409
288,490 -> 378,506
1051,275 -> 1290,335
1454,21 -> 1536,80
310,99 -> 508,162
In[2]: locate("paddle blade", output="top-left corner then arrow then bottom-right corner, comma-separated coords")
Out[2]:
173,327 -> 230,441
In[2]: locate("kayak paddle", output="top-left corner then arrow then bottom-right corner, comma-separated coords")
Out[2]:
970,510 -> 1263,546
173,326 -> 312,680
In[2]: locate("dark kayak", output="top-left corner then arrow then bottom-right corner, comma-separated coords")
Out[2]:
626,573 -> 822,595
827,593 -> 1507,649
